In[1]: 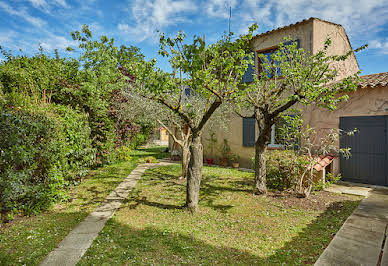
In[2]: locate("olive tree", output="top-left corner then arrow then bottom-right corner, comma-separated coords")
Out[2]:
120,90 -> 192,179
128,26 -> 258,212
237,39 -> 366,194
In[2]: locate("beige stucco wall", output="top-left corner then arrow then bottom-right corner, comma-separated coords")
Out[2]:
202,114 -> 256,168
302,85 -> 388,175
312,19 -> 359,79
251,19 -> 313,54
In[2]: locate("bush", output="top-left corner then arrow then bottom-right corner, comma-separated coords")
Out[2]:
138,156 -> 158,164
0,105 -> 67,216
51,105 -> 96,180
313,172 -> 341,191
114,146 -> 132,162
252,150 -> 308,191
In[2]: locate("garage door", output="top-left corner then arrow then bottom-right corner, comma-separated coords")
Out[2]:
340,116 -> 388,186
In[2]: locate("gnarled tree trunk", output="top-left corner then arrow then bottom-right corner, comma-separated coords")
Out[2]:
254,119 -> 272,194
186,134 -> 203,212
181,144 -> 190,180
254,143 -> 267,194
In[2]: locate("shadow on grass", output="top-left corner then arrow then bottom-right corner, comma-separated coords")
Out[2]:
0,210 -> 90,266
129,166 -> 253,212
131,146 -> 169,160
81,200 -> 359,265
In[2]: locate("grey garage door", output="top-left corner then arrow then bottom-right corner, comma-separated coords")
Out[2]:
340,116 -> 388,186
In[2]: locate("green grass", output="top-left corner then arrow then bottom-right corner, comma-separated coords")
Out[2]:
79,164 -> 361,265
0,146 -> 168,266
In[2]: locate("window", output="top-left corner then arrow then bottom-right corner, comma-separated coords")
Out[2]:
242,114 -> 299,149
242,117 -> 255,147
257,39 -> 300,79
242,39 -> 300,83
241,52 -> 255,83
259,47 -> 280,78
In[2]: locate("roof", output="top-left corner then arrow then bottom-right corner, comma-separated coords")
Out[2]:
314,154 -> 335,172
252,17 -> 341,40
359,72 -> 388,88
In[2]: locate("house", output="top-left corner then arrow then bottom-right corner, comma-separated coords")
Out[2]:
201,17 -> 388,186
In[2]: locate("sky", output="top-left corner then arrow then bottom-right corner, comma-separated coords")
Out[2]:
1,0 -> 388,75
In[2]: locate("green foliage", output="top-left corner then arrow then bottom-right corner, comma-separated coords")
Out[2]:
252,150 -> 309,191
219,139 -> 231,159
138,156 -> 159,164
0,104 -> 67,216
51,104 -> 96,179
114,146 -> 132,162
313,173 -> 341,191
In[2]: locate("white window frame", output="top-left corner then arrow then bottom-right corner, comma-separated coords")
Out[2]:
267,124 -> 282,148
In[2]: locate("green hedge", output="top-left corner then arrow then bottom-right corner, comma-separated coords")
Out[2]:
52,105 -> 95,179
0,106 -> 67,216
0,102 -> 96,217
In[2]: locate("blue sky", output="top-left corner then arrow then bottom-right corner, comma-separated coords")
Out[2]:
1,0 -> 388,75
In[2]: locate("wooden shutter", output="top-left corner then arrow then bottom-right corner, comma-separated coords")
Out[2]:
243,118 -> 255,147
241,52 -> 255,83
282,114 -> 300,150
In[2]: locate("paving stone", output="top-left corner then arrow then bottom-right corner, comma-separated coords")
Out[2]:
315,188 -> 388,266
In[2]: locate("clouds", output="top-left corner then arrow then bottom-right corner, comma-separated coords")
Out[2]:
27,0 -> 68,10
205,0 -> 237,18
118,0 -> 197,42
0,0 -> 387,72
369,38 -> 388,54
0,2 -> 46,27
228,0 -> 388,39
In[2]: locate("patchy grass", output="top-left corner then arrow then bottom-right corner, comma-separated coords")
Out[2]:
80,164 -> 361,265
0,146 -> 168,266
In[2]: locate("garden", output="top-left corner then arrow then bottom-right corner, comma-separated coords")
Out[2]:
0,22 -> 365,265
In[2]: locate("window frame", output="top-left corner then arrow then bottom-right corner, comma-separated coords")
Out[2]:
256,45 -> 280,78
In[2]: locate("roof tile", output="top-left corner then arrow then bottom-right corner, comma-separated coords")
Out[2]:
359,72 -> 388,89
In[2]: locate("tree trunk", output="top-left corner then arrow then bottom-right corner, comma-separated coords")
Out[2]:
254,118 -> 272,195
186,135 -> 203,212
254,142 -> 268,194
180,144 -> 190,180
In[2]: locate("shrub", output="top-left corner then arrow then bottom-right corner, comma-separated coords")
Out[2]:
313,172 -> 341,191
252,150 -> 309,191
51,104 -> 95,180
0,105 -> 67,217
114,146 -> 132,162
138,156 -> 158,164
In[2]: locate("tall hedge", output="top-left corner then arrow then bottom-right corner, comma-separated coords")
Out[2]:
0,100 -> 96,217
0,106 -> 67,215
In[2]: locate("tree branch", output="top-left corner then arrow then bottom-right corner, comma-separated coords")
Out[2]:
196,99 -> 222,134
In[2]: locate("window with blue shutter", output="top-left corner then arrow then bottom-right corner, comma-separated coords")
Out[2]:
241,52 -> 255,83
274,114 -> 300,149
258,39 -> 300,78
243,117 -> 255,146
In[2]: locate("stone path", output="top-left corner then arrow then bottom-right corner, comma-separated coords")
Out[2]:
316,187 -> 388,266
40,162 -> 172,266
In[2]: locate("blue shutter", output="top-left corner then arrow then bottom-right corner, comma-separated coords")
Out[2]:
242,52 -> 255,83
184,87 -> 191,96
243,118 -> 255,147
282,114 -> 300,150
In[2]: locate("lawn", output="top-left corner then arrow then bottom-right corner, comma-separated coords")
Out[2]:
0,146 -> 168,266
79,164 -> 361,265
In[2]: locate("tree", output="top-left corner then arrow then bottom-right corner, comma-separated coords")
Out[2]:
128,26 -> 258,212
66,25 -> 149,162
278,114 -> 356,197
119,90 -> 192,179
236,38 -> 366,194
